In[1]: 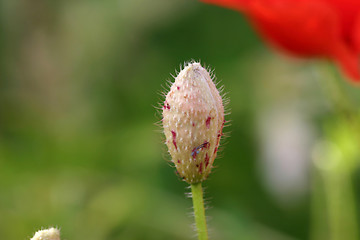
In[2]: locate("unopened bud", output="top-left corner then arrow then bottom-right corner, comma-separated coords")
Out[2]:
30,228 -> 60,240
162,62 -> 225,184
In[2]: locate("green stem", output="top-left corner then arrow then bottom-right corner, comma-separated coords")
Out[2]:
311,62 -> 360,240
191,183 -> 209,240
324,170 -> 359,240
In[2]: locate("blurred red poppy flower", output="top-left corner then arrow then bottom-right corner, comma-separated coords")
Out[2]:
201,0 -> 360,82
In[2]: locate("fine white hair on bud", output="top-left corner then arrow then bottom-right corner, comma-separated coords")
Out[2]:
162,62 -> 226,184
30,227 -> 60,240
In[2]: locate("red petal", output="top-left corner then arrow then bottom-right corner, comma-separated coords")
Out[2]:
325,0 -> 360,41
200,0 -> 360,82
247,1 -> 342,56
333,45 -> 360,82
351,13 -> 360,53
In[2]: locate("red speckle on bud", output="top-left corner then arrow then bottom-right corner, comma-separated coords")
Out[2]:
214,147 -> 218,154
199,162 -> 203,174
162,62 -> 226,184
171,130 -> 177,150
164,101 -> 171,110
192,147 -> 198,159
206,116 -> 211,128
205,153 -> 210,167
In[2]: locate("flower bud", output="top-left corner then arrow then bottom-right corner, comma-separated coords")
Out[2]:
31,228 -> 60,240
162,62 -> 225,184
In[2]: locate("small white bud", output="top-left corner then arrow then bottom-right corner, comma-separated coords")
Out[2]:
31,228 -> 60,240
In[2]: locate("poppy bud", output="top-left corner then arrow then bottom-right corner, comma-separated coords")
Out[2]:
162,62 -> 225,184
31,228 -> 60,240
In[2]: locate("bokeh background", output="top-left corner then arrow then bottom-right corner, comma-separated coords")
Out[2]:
1,0 -> 360,240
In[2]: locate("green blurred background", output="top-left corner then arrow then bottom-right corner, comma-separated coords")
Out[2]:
1,0 -> 360,240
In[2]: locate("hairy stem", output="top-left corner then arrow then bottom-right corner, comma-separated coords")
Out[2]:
191,183 -> 209,240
